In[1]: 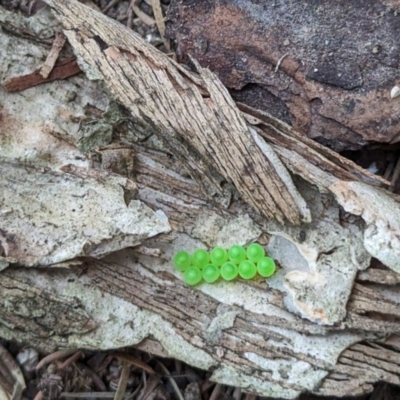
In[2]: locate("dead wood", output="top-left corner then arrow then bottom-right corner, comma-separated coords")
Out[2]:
41,0 -> 391,226
1,1 -> 400,398
3,57 -> 81,92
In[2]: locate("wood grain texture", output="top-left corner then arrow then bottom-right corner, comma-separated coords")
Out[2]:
42,0 -> 311,225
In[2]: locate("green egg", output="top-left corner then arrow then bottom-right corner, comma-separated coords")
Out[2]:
192,249 -> 210,268
210,247 -> 228,266
220,262 -> 238,281
257,257 -> 276,277
202,264 -> 220,283
228,245 -> 246,264
173,251 -> 191,271
184,266 -> 202,286
246,243 -> 265,262
239,260 -> 257,279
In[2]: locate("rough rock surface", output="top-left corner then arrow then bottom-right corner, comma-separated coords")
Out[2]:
166,0 -> 400,151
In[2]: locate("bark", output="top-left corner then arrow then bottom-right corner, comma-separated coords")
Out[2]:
1,1 -> 400,398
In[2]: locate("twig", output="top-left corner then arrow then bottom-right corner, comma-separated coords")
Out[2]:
137,375 -> 160,400
233,387 -> 242,400
102,0 -> 120,13
126,377 -> 143,400
209,383 -> 222,400
112,353 -> 155,374
130,0 -> 155,26
61,392 -> 130,398
390,154 -> 400,191
174,359 -> 182,375
383,158 -> 395,180
156,361 -> 184,400
127,6 -> 134,29
35,349 -> 78,371
40,32 -> 67,78
76,362 -> 107,391
275,53 -> 288,73
3,57 -> 81,92
114,361 -> 130,400
33,391 -> 44,400
201,379 -> 215,393
152,0 -> 170,50
57,351 -> 84,370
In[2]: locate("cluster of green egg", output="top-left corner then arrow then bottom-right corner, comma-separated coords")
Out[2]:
173,244 -> 276,286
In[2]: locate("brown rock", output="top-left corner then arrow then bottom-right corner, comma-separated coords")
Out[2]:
166,0 -> 400,151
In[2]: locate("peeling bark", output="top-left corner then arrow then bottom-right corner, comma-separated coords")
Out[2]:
41,0 -> 389,225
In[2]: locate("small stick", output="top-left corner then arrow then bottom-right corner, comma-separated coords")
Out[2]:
35,349 -> 78,371
114,361 -> 130,400
233,387 -> 242,400
156,361 -> 184,400
60,393 -> 123,398
112,352 -> 155,374
383,159 -> 395,180
33,391 -> 44,400
40,32 -> 67,78
127,6 -> 134,29
390,155 -> 400,191
152,0 -> 170,50
275,53 -> 288,73
57,351 -> 84,370
209,383 -> 222,400
130,0 -> 155,26
102,0 -> 120,14
4,57 -> 81,92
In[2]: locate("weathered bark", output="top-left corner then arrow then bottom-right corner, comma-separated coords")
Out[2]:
1,1 -> 400,398
2,247 -> 400,397
39,0 -> 390,225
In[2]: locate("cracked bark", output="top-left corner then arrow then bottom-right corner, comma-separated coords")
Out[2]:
2,252 -> 400,397
40,0 -> 390,225
2,146 -> 400,397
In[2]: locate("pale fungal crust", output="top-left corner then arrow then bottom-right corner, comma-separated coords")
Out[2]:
0,252 -> 369,399
192,214 -> 262,248
0,160 -> 170,266
330,181 -> 400,273
0,8 -> 170,267
265,185 -> 370,325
